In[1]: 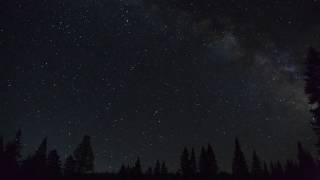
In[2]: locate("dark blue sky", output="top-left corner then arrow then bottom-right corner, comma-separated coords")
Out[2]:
1,0 -> 319,172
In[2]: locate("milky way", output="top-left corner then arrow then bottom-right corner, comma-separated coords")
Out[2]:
1,0 -> 320,172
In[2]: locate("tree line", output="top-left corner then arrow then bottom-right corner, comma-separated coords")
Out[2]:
0,130 -> 319,180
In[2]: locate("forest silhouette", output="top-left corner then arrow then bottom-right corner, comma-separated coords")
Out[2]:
1,48 -> 320,180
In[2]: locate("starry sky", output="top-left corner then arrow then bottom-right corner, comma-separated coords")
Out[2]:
1,0 -> 320,172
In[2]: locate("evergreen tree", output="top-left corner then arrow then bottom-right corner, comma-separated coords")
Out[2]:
199,146 -> 207,175
180,147 -> 191,176
251,151 -> 263,177
232,138 -> 249,177
32,138 -> 48,175
0,136 -> 3,155
190,148 -> 197,175
304,47 -> 320,157
73,135 -> 94,174
4,130 -> 22,173
154,160 -> 161,176
64,155 -> 76,175
297,142 -> 316,177
207,144 -> 218,175
263,161 -> 269,176
133,157 -> 142,175
0,136 -> 3,170
119,164 -> 127,175
146,167 -> 153,176
47,150 -> 61,176
161,161 -> 168,175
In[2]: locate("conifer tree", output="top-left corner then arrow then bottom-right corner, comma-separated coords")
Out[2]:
251,151 -> 263,177
161,161 -> 168,175
207,144 -> 218,175
304,47 -> 320,157
64,155 -> 76,175
232,138 -> 249,177
146,167 -> 153,175
154,160 -> 161,176
199,146 -> 207,175
73,135 -> 94,174
190,148 -> 197,175
297,142 -> 316,177
47,150 -> 61,176
133,157 -> 142,175
180,147 -> 191,176
4,130 -> 22,173
32,138 -> 48,174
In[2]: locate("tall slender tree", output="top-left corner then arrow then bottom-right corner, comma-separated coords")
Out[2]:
251,151 -> 263,177
161,161 -> 168,175
232,138 -> 249,177
190,148 -> 197,175
180,147 -> 191,176
64,155 -> 76,175
199,146 -> 207,175
304,47 -> 320,157
133,157 -> 142,175
154,160 -> 161,176
47,150 -> 61,176
207,144 -> 218,175
32,138 -> 48,174
4,130 -> 22,173
297,142 -> 316,177
73,135 -> 94,174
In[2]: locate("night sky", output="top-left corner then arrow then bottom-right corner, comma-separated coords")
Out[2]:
1,0 -> 320,172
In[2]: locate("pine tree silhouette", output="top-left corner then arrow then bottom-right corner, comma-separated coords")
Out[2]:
4,130 -> 22,174
263,161 -> 269,177
64,155 -> 76,176
232,138 -> 249,178
304,47 -> 320,158
0,136 -> 3,172
32,137 -> 48,175
180,147 -> 191,176
207,144 -> 218,176
146,167 -> 153,175
154,160 -> 161,176
199,146 -> 207,176
47,150 -> 61,176
297,142 -> 316,178
73,135 -> 94,174
190,148 -> 197,175
251,151 -> 263,177
160,161 -> 168,175
133,157 -> 142,175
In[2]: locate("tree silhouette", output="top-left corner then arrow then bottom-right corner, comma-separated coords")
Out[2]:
206,144 -> 218,176
0,136 -> 3,172
64,155 -> 76,176
32,137 -> 48,175
146,167 -> 153,175
232,138 -> 249,178
160,161 -> 168,175
297,142 -> 316,178
190,148 -> 197,175
154,160 -> 161,176
304,47 -> 320,157
199,146 -> 207,175
4,130 -> 22,174
132,157 -> 142,175
73,135 -> 94,174
251,151 -> 263,177
263,161 -> 269,177
47,150 -> 61,176
180,147 -> 191,176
